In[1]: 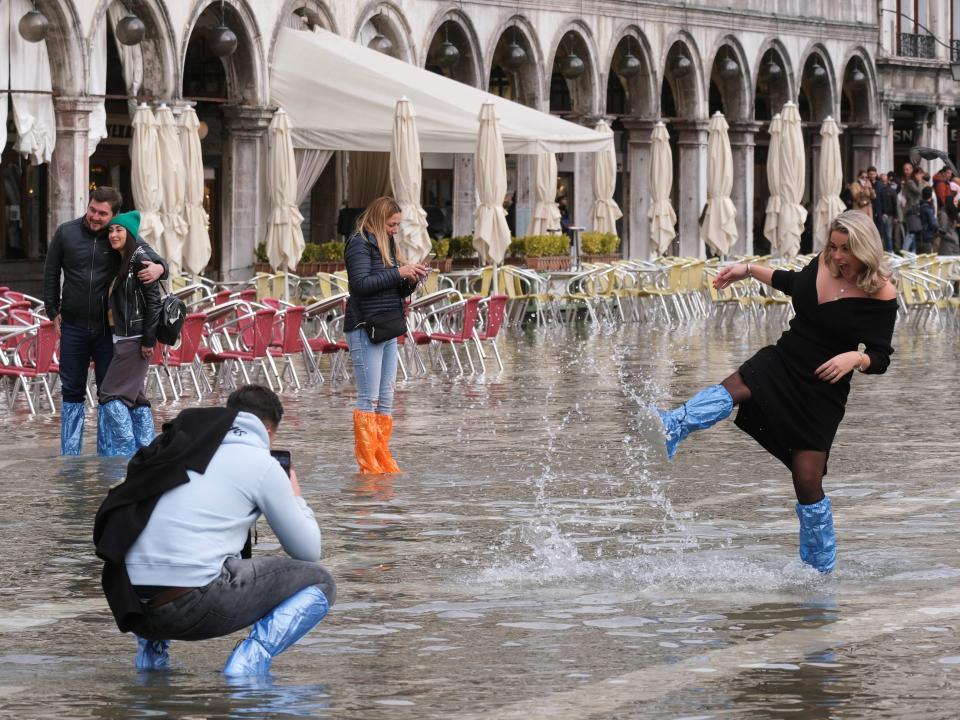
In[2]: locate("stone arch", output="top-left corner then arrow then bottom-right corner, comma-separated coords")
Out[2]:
268,0 -> 338,67
353,0 -> 415,63
660,32 -> 705,119
421,7 -> 484,87
797,42 -> 837,122
485,15 -> 544,109
839,46 -> 878,125
604,24 -> 657,118
706,35 -> 752,121
33,0 -> 86,95
89,0 -> 179,100
544,20 -> 601,117
180,0 -> 268,105
753,39 -> 794,120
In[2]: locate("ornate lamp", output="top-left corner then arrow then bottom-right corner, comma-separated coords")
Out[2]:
766,58 -> 783,79
850,67 -> 866,85
810,59 -> 827,82
435,39 -> 460,69
720,54 -> 739,79
208,24 -> 238,57
18,9 -> 49,42
503,40 -> 526,71
618,50 -> 642,78
560,52 -> 585,80
673,53 -> 692,77
368,31 -> 393,53
115,14 -> 146,46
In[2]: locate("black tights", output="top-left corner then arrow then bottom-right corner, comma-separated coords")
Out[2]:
719,372 -> 826,506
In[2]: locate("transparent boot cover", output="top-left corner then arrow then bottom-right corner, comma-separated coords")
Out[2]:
796,495 -> 837,574
60,402 -> 86,456
97,400 -> 136,457
135,636 -> 170,670
130,405 -> 156,449
657,384 -> 734,459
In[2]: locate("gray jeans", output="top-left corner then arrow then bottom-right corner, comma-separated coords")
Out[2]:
132,556 -> 336,642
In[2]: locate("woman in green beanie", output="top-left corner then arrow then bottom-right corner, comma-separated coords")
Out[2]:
97,210 -> 163,456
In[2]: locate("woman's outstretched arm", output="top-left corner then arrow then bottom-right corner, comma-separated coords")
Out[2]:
713,262 -> 777,290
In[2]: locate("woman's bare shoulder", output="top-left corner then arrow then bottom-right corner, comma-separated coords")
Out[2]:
873,280 -> 897,301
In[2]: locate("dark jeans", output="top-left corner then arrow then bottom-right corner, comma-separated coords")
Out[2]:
59,321 -> 113,403
132,556 -> 336,642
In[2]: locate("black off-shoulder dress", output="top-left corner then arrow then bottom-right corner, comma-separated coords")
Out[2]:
734,255 -> 897,471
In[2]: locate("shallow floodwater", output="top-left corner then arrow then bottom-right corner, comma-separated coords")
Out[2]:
1,316 -> 958,719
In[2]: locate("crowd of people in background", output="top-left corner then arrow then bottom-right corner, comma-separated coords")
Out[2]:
842,161 -> 960,257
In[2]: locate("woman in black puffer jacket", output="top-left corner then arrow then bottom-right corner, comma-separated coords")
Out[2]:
97,211 -> 162,457
344,196 -> 428,473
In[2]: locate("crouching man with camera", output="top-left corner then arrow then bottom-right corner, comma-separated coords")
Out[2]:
94,384 -> 335,676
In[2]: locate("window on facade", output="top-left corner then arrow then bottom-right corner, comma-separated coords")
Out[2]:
549,72 -> 572,113
899,0 -> 936,58
488,65 -> 513,101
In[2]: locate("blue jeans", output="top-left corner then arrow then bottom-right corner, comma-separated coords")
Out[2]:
902,231 -> 916,254
346,328 -> 397,414
59,321 -> 113,403
878,215 -> 893,252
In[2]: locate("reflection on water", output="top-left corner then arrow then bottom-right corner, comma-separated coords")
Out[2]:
1,319 -> 959,718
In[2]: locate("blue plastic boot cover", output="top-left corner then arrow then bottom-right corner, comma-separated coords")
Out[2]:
657,384 -> 734,459
796,495 -> 837,574
97,400 -> 136,457
135,636 -> 170,670
223,586 -> 330,677
60,402 -> 86,456
130,405 -> 155,449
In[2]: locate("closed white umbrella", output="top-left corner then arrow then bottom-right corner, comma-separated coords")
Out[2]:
591,119 -> 622,235
389,97 -> 431,263
529,152 -> 561,235
179,107 -> 211,275
778,102 -> 806,259
762,114 -> 782,251
131,104 -> 165,251
813,116 -> 847,251
701,112 -> 738,257
648,122 -> 677,256
155,104 -> 188,276
473,103 -> 511,285
265,109 -> 306,293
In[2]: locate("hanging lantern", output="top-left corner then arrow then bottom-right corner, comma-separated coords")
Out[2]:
766,59 -> 783,79
617,51 -> 642,79
503,41 -> 527,71
435,40 -> 460,69
720,56 -> 739,79
810,59 -> 827,82
560,52 -> 585,80
850,67 -> 866,86
18,10 -> 49,42
115,14 -> 146,46
673,53 -> 692,77
208,24 -> 238,57
368,31 -> 393,54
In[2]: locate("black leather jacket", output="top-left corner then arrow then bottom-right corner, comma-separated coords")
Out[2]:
110,245 -> 162,347
343,231 -> 416,330
43,217 -> 168,331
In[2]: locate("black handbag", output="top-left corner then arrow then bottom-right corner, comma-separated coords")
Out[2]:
156,291 -> 186,346
361,310 -> 406,343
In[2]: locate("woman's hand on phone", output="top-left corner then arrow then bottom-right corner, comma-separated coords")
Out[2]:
399,264 -> 429,282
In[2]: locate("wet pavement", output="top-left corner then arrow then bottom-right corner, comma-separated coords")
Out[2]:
1,315 -> 959,719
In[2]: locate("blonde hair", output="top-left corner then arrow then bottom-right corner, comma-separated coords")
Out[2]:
823,210 -> 891,295
355,196 -> 404,267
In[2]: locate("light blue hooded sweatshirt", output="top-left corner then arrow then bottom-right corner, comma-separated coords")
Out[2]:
126,411 -> 321,587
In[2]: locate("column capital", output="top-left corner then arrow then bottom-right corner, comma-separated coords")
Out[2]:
54,96 -> 100,132
222,105 -> 274,134
670,118 -> 709,145
620,116 -> 658,135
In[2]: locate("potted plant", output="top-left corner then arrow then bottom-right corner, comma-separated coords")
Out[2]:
505,236 -> 526,266
522,234 -> 571,272
254,243 -> 271,273
428,237 -> 452,272
580,231 -> 621,264
448,235 -> 478,270
314,240 -> 346,273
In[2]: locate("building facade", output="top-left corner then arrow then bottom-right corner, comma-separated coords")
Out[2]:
1,1 -> 958,292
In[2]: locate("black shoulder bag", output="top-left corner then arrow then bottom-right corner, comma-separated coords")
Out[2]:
354,234 -> 407,344
156,282 -> 186,346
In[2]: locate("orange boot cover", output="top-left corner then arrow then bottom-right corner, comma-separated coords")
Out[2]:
353,409 -> 382,474
374,413 -> 401,473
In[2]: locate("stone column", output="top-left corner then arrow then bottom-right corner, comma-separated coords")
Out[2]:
878,103 -> 895,174
673,119 -> 709,258
850,125 -> 881,179
452,153 -> 475,237
50,97 -> 98,236
572,149 -> 594,231
807,125 -> 822,204
621,118 -> 655,259
221,106 -> 273,281
728,121 -> 760,256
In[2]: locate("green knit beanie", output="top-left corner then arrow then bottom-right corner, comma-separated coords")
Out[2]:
109,210 -> 141,239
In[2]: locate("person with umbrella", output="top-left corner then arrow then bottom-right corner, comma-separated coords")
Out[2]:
343,196 -> 428,473
656,210 -> 897,574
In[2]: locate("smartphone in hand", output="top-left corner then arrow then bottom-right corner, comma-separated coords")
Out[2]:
270,449 -> 292,476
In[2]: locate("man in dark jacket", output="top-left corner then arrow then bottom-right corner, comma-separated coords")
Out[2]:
873,173 -> 897,252
43,187 -> 167,455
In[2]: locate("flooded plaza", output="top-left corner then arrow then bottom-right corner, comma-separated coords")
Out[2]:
0,315 -> 958,719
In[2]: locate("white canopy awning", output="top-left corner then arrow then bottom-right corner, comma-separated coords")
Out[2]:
271,26 -> 611,155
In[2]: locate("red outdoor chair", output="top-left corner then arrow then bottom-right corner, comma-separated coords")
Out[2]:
475,294 -> 508,372
202,308 -> 281,391
423,295 -> 483,374
149,312 -> 211,401
266,305 -> 312,390
0,321 -> 57,414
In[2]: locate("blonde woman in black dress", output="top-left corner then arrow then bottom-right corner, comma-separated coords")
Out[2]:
658,210 -> 897,573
